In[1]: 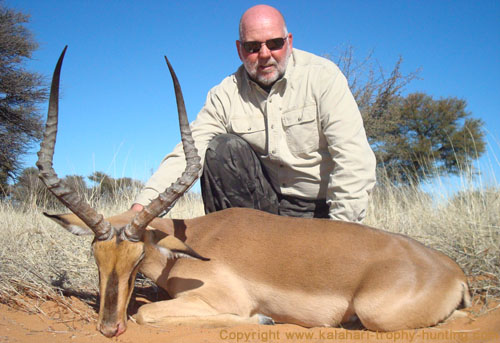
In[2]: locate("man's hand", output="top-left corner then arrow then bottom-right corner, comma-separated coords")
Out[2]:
131,203 -> 144,212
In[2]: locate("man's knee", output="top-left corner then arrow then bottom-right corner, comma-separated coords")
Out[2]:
202,134 -> 278,214
207,134 -> 249,154
205,134 -> 253,165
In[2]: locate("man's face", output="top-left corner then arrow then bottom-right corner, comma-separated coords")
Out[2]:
237,22 -> 292,88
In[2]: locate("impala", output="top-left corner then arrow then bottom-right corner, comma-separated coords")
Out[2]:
37,47 -> 471,338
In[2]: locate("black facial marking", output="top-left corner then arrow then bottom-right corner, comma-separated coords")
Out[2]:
102,269 -> 119,324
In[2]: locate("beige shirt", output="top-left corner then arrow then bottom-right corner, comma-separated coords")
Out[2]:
135,48 -> 376,222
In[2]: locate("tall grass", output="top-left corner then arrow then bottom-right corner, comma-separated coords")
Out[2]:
0,169 -> 498,319
0,187 -> 204,316
365,177 -> 499,302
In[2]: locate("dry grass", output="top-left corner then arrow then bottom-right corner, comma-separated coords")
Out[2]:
365,181 -> 500,304
0,174 -> 499,321
0,200 -> 97,318
0,190 -> 204,318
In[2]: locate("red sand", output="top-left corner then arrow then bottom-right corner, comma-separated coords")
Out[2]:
0,296 -> 499,343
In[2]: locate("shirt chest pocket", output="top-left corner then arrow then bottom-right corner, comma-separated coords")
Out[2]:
230,116 -> 267,155
282,105 -> 320,154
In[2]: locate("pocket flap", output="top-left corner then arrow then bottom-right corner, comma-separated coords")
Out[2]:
282,105 -> 316,127
231,116 -> 266,133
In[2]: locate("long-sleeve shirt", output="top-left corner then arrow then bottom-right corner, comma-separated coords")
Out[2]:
135,48 -> 376,222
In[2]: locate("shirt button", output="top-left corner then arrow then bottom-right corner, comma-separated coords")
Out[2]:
271,149 -> 276,154
248,127 -> 252,131
270,124 -> 274,129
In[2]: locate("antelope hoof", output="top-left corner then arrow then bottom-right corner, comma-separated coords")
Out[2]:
258,314 -> 275,325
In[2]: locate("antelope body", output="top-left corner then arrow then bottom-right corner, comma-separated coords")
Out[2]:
37,48 -> 470,338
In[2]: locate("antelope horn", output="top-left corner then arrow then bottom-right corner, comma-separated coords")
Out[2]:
36,46 -> 113,240
125,56 -> 201,240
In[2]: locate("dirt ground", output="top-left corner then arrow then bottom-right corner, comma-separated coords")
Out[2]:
0,294 -> 499,343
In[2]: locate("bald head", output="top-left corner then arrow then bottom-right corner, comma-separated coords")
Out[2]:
239,5 -> 288,41
236,5 -> 292,88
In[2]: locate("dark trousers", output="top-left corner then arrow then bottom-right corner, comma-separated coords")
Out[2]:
200,134 -> 329,219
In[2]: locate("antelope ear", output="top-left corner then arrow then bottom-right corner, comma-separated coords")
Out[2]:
43,212 -> 94,236
156,236 -> 210,261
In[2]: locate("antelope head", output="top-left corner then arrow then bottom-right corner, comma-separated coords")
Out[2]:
36,47 -> 204,337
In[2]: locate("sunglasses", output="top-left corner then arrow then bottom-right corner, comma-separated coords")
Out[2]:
241,36 -> 288,54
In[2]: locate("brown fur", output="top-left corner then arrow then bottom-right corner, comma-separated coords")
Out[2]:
47,207 -> 470,335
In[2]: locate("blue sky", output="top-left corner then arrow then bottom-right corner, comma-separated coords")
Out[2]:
7,0 -> 500,189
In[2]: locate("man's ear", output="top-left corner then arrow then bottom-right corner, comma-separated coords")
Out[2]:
236,40 -> 244,62
43,212 -> 94,236
155,235 -> 210,261
287,32 -> 293,51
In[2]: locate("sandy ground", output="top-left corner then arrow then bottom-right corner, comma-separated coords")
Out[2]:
0,294 -> 499,343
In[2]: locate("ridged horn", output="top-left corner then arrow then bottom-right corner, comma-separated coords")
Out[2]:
36,46 -> 113,240
125,56 -> 201,240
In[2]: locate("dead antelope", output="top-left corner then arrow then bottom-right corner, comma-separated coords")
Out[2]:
37,47 -> 471,338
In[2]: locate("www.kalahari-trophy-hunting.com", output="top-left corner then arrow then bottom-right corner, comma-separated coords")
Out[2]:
218,328 -> 499,342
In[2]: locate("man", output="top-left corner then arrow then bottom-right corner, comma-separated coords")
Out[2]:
132,5 -> 376,222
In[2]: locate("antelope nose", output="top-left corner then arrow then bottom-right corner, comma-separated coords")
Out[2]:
99,322 -> 125,337
116,322 -> 126,336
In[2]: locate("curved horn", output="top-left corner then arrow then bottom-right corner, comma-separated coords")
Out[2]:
126,56 -> 201,239
36,46 -> 113,240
